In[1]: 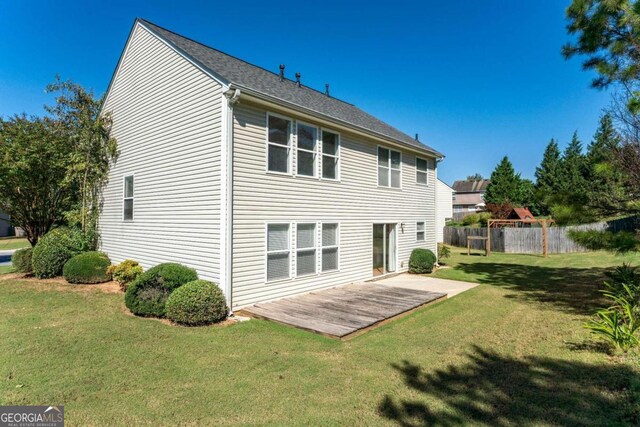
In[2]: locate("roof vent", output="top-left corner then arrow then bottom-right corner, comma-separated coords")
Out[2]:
325,83 -> 330,96
295,72 -> 301,87
415,133 -> 419,141
279,64 -> 285,82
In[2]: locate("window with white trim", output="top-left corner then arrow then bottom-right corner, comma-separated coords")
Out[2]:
322,130 -> 340,179
296,223 -> 316,276
267,224 -> 290,281
296,123 -> 317,177
321,223 -> 339,272
123,175 -> 134,221
378,147 -> 401,188
267,114 -> 291,173
416,158 -> 429,185
416,221 -> 425,241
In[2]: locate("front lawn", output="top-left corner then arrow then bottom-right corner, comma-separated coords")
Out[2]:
0,250 -> 639,426
0,237 -> 30,250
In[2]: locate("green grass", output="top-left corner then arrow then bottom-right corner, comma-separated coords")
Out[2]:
0,237 -> 30,250
0,266 -> 14,275
0,250 -> 639,426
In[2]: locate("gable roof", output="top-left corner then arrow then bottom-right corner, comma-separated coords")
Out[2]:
452,179 -> 490,193
132,18 -> 442,157
508,207 -> 536,222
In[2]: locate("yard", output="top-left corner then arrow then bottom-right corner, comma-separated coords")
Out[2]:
0,250 -> 639,426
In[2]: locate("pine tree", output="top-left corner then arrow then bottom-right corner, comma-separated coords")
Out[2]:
535,139 -> 562,192
484,156 -> 522,206
561,131 -> 588,195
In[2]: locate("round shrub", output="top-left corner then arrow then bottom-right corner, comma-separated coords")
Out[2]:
63,251 -> 112,284
166,280 -> 228,326
11,247 -> 33,274
32,227 -> 90,278
124,263 -> 198,318
107,259 -> 143,291
409,248 -> 437,274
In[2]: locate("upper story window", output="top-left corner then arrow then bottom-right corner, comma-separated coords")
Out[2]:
322,131 -> 340,180
123,175 -> 134,221
267,114 -> 292,173
378,147 -> 401,188
296,123 -> 317,177
416,158 -> 429,185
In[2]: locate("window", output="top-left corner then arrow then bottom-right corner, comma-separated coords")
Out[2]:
416,158 -> 429,185
321,223 -> 339,272
322,130 -> 340,179
296,123 -> 317,177
416,221 -> 425,241
123,175 -> 134,221
378,147 -> 401,188
267,114 -> 291,173
296,223 -> 316,276
267,224 -> 291,281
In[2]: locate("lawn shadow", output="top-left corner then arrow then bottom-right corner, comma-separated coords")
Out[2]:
379,345 -> 638,426
451,262 -> 611,315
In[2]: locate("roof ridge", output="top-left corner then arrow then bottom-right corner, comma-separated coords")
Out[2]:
137,18 -> 356,107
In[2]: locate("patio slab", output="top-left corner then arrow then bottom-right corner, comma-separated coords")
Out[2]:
374,273 -> 478,297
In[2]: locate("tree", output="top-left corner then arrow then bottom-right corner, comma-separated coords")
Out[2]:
561,131 -> 589,194
45,77 -> 118,242
484,157 -> 522,206
466,173 -> 484,181
535,139 -> 563,214
563,0 -> 640,112
0,116 -> 76,245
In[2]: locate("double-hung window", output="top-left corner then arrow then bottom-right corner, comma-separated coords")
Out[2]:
416,158 -> 429,185
267,114 -> 292,173
378,147 -> 401,188
267,224 -> 291,281
296,123 -> 317,177
416,221 -> 425,241
296,223 -> 316,276
321,223 -> 339,272
123,175 -> 134,221
322,130 -> 340,179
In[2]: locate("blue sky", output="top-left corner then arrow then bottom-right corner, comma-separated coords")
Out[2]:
0,0 -> 610,184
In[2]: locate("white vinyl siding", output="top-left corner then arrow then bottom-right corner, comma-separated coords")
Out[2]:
232,103 -> 437,308
378,147 -> 401,188
436,180 -> 454,242
99,23 -> 223,283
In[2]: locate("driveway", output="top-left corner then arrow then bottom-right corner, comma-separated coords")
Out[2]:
374,273 -> 478,297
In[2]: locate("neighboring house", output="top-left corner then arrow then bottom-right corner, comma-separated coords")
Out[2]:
0,210 -> 12,238
99,19 -> 444,311
436,179 -> 454,242
451,179 -> 490,220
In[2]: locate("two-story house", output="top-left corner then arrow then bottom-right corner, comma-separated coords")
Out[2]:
451,179 -> 490,220
99,19 -> 444,311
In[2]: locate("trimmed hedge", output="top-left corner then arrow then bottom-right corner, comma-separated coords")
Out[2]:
12,248 -> 33,274
63,251 -> 112,284
32,227 -> 90,278
409,248 -> 437,274
124,263 -> 198,318
107,259 -> 143,291
166,280 -> 227,326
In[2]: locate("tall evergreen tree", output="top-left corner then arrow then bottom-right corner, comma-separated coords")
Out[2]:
561,131 -> 588,195
484,156 -> 522,206
535,139 -> 563,214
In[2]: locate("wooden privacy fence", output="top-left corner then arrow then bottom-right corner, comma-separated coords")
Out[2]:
444,216 -> 640,255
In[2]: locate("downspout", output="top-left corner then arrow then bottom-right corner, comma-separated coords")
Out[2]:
222,88 -> 241,313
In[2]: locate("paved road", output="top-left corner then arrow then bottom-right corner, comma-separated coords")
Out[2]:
0,249 -> 16,267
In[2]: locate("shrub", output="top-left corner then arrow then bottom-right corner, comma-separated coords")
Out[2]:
32,227 -> 90,278
125,263 -> 198,318
166,280 -> 228,326
409,248 -> 437,274
462,214 -> 480,226
478,212 -> 492,226
437,243 -> 451,261
63,251 -> 112,284
107,260 -> 143,291
11,248 -> 33,274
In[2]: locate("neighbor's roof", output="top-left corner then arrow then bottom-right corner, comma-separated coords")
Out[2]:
134,18 -> 442,157
452,179 -> 491,193
452,193 -> 484,206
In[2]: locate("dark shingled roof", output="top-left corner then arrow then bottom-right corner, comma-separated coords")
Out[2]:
452,179 -> 491,193
136,18 -> 442,157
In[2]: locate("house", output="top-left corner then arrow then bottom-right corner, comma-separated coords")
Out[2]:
436,179 -> 454,242
0,210 -> 12,238
99,19 -> 444,311
451,179 -> 490,220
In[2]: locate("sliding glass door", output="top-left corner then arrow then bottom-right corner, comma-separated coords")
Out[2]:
372,224 -> 397,277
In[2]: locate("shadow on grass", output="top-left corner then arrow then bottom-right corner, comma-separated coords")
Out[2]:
379,345 -> 638,427
451,262 -> 610,315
